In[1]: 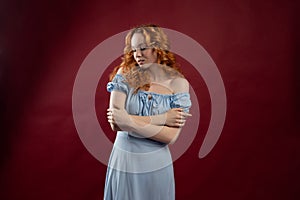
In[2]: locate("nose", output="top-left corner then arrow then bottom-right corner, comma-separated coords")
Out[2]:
135,49 -> 142,57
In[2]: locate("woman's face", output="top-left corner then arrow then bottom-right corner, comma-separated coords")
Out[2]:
131,33 -> 158,69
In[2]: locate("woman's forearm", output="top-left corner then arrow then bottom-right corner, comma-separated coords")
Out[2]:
129,108 -> 190,127
108,108 -> 186,143
110,123 -> 121,132
129,113 -> 167,126
122,115 -> 181,144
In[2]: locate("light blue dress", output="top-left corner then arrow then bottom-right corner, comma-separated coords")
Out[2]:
104,74 -> 191,200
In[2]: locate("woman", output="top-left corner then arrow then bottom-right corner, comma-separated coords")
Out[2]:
105,24 -> 192,200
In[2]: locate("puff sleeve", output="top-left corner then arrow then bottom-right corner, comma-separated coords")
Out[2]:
170,93 -> 192,113
106,74 -> 129,95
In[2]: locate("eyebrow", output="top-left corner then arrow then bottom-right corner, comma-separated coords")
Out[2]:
131,43 -> 147,49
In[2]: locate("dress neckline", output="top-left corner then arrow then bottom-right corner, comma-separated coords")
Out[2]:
138,90 -> 190,97
115,74 -> 189,96
150,82 -> 174,94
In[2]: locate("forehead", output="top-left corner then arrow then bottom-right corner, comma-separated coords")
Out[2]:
131,33 -> 145,47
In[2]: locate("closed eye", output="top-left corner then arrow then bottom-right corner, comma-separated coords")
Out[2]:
131,45 -> 151,53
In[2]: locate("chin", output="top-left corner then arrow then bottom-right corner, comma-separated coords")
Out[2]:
139,63 -> 152,69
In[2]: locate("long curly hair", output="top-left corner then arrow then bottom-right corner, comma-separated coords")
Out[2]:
109,24 -> 184,92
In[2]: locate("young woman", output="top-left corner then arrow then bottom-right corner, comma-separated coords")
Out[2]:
104,24 -> 192,200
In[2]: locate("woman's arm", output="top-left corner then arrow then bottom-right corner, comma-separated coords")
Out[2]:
107,90 -> 188,131
109,108 -> 191,127
107,78 -> 176,130
108,76 -> 191,144
109,108 -> 183,144
108,101 -> 190,143
107,90 -> 123,131
107,67 -> 190,129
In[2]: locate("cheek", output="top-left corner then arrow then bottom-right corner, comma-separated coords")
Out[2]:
144,50 -> 155,59
150,51 -> 158,61
133,53 -> 138,61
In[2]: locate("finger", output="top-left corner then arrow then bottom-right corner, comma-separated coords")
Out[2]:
176,113 -> 185,119
176,119 -> 186,124
107,111 -> 112,116
175,122 -> 184,127
108,116 -> 115,122
179,119 -> 186,126
107,116 -> 114,121
173,108 -> 183,112
176,113 -> 189,120
181,112 -> 192,117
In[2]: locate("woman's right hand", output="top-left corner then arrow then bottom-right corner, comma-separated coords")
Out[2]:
164,108 -> 192,127
107,108 -> 134,131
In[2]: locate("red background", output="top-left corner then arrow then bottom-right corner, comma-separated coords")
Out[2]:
0,0 -> 299,199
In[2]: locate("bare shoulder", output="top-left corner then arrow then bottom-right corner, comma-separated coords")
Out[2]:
116,67 -> 124,75
170,77 -> 189,93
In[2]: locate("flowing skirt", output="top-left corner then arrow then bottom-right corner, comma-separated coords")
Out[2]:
104,131 -> 175,200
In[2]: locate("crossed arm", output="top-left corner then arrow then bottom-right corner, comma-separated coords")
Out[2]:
107,77 -> 191,144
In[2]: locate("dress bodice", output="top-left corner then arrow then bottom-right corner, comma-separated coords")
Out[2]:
107,74 -> 191,116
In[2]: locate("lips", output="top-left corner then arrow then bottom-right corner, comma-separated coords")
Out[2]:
137,59 -> 145,65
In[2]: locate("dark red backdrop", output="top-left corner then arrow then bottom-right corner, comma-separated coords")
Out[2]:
0,0 -> 299,199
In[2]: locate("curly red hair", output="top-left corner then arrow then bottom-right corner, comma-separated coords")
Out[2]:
109,24 -> 183,92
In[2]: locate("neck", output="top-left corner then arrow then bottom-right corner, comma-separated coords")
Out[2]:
145,63 -> 167,82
